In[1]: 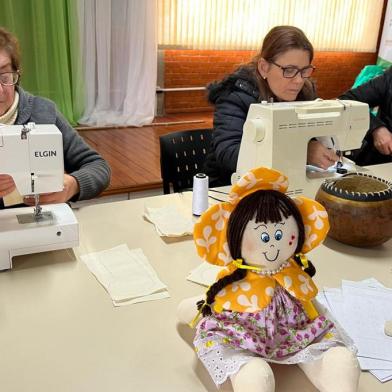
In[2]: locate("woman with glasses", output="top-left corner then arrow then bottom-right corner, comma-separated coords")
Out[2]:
0,27 -> 110,207
204,25 -> 338,186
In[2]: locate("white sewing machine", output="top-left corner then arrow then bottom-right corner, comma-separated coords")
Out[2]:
233,99 -> 369,196
0,123 -> 79,270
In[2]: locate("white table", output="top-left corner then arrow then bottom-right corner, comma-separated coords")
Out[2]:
0,164 -> 391,392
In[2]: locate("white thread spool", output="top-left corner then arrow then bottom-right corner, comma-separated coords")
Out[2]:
192,173 -> 209,216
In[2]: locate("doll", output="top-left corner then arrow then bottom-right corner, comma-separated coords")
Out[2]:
178,167 -> 360,392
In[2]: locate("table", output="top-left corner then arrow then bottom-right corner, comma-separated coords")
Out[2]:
0,164 -> 391,392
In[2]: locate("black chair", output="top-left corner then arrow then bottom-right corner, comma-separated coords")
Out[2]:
159,129 -> 212,193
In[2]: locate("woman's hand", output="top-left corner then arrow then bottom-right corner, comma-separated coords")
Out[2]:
0,174 -> 16,197
23,174 -> 80,205
307,140 -> 338,170
373,126 -> 392,155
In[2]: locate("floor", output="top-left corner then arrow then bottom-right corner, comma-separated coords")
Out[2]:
76,112 -> 213,203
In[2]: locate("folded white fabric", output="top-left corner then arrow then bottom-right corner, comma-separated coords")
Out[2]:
2,188 -> 23,207
187,261 -> 224,287
81,244 -> 169,306
144,204 -> 193,237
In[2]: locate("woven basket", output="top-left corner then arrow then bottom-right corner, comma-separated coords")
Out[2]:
315,173 -> 392,247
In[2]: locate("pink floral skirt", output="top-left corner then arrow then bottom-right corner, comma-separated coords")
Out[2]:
194,286 -> 354,386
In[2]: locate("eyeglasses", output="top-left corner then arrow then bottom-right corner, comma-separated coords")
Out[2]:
0,71 -> 20,86
269,61 -> 315,79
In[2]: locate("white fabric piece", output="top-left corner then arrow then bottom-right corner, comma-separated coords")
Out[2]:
2,188 -> 23,207
81,244 -> 169,305
113,291 -> 170,307
187,261 -> 224,286
78,0 -> 157,126
144,204 -> 194,237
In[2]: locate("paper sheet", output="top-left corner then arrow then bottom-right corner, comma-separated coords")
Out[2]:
81,244 -> 169,306
319,278 -> 392,382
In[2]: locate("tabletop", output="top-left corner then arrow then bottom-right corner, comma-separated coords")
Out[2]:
0,164 -> 391,392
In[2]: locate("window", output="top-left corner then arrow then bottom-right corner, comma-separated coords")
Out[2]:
158,0 -> 384,52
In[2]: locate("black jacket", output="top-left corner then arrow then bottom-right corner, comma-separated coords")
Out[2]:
339,67 -> 392,165
204,67 -> 316,186
203,67 -> 260,186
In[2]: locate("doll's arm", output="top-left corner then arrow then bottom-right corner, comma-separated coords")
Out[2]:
177,295 -> 204,325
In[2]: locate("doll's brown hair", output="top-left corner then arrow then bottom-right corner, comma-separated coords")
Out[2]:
197,190 -> 308,316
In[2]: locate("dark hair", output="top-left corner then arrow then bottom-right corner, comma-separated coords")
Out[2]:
227,190 -> 305,258
242,25 -> 316,101
198,190 -> 307,316
0,27 -> 21,72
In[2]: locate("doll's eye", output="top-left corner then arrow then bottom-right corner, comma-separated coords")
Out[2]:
260,232 -> 270,243
275,229 -> 283,241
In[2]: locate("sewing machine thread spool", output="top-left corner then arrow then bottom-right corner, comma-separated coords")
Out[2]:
192,173 -> 209,216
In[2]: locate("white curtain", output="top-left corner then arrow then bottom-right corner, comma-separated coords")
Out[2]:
78,0 -> 157,126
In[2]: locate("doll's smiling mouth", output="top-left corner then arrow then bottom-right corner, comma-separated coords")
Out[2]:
263,250 -> 280,262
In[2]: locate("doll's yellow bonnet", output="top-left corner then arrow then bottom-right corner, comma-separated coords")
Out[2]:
194,167 -> 329,266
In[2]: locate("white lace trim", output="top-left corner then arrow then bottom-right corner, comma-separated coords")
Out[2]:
195,305 -> 357,387
197,344 -> 257,386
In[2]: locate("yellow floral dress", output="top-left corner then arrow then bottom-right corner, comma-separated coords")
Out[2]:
193,261 -> 354,386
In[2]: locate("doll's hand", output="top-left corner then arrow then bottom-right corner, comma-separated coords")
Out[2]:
177,295 -> 204,325
373,126 -> 392,155
307,140 -> 338,170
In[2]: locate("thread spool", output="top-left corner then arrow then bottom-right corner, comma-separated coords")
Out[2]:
192,173 -> 209,216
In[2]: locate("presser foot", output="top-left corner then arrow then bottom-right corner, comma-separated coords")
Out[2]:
15,194 -> 54,225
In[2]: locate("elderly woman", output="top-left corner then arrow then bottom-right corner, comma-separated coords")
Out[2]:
0,27 -> 110,207
204,25 -> 338,186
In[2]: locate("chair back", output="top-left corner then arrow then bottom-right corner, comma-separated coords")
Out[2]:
159,129 -> 212,193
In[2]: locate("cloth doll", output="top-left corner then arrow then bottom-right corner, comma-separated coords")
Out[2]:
178,167 -> 360,392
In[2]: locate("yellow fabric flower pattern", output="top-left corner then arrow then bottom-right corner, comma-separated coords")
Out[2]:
212,259 -> 318,313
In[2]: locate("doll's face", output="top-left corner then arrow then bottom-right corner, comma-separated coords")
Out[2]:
241,214 -> 299,271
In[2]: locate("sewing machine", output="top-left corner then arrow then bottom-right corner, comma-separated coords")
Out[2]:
233,99 -> 369,196
0,123 -> 79,270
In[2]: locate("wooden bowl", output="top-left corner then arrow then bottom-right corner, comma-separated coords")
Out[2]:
315,173 -> 392,247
